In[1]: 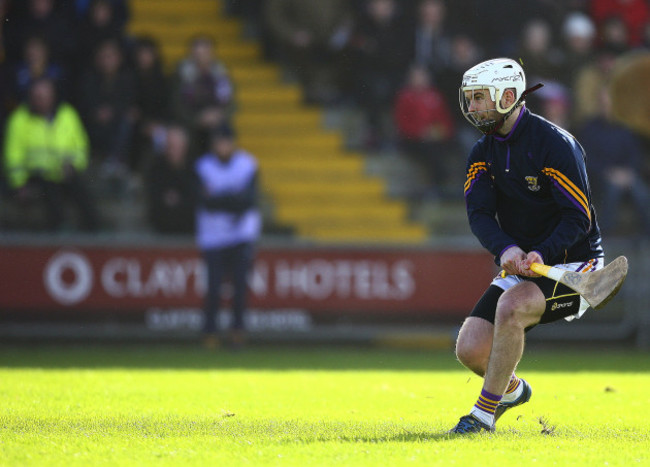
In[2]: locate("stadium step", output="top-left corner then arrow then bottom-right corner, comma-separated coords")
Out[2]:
275,203 -> 408,223
265,180 -> 385,198
128,0 -> 428,244
256,157 -> 364,171
229,64 -> 281,84
300,226 -> 428,243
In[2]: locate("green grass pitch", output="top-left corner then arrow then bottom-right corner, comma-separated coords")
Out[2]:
1,345 -> 649,465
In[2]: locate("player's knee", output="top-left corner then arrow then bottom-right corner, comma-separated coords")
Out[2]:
455,336 -> 488,373
495,288 -> 543,328
495,294 -> 527,328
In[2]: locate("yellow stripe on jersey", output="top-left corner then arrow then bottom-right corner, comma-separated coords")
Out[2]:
464,162 -> 487,193
542,167 -> 591,221
542,167 -> 589,207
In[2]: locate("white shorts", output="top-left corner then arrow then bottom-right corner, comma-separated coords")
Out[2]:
491,258 -> 604,321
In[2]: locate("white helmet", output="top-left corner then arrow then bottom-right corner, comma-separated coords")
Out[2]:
459,58 -> 527,135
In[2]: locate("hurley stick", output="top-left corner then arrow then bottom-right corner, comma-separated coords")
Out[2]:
502,256 -> 628,310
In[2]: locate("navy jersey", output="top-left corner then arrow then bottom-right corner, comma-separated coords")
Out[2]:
464,106 -> 603,266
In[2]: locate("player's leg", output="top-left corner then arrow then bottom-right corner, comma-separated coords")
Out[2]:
455,284 -> 503,376
456,284 -> 529,392
450,281 -> 543,433
455,317 -> 493,377
483,281 -> 545,393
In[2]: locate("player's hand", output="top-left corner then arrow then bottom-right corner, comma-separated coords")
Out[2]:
519,251 -> 544,277
500,246 -> 526,276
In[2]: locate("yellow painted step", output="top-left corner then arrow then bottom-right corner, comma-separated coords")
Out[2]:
129,22 -> 242,41
160,42 -> 260,62
262,170 -> 367,184
276,203 -> 407,221
300,226 -> 427,243
131,0 -> 218,5
249,150 -> 365,161
229,64 -> 281,84
252,151 -> 350,161
236,86 -> 302,106
269,196 -> 390,207
266,179 -> 384,195
256,157 -> 364,172
241,134 -> 342,151
131,1 -> 219,16
237,126 -> 328,136
236,124 -> 329,136
235,110 -> 321,127
286,218 -> 413,233
269,187 -> 386,201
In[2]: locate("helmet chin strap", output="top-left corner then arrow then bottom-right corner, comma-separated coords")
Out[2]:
484,83 -> 545,136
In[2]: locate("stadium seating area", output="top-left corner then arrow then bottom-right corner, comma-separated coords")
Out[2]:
1,0 -> 649,240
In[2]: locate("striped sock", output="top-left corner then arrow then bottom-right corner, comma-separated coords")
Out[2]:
501,374 -> 523,403
505,374 -> 521,395
471,388 -> 502,425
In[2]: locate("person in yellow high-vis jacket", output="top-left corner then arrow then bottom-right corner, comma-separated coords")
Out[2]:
4,78 -> 99,231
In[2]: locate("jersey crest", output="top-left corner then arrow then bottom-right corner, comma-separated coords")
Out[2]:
525,176 -> 540,192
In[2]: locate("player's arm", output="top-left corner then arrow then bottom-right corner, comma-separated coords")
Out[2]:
533,137 -> 593,262
464,146 -> 518,265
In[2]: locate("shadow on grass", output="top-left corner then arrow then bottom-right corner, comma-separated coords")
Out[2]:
0,343 -> 647,372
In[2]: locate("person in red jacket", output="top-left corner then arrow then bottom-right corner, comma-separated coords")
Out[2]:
590,0 -> 649,47
394,64 -> 454,199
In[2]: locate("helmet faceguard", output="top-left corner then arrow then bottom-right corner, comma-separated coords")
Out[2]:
459,85 -> 517,135
459,58 -> 540,135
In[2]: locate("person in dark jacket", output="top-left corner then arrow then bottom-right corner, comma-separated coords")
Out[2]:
145,125 -> 195,235
131,37 -> 170,170
578,87 -> 650,235
449,58 -> 604,434
77,38 -> 136,174
349,0 -> 410,149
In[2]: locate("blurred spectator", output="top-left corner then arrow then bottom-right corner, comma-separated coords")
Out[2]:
349,0 -> 411,149
131,37 -> 170,170
445,0 -> 522,56
394,64 -> 454,199
0,0 -> 11,167
0,0 -> 10,63
171,36 -> 234,156
75,0 -> 130,73
224,0 -> 264,39
66,0 -> 129,28
436,33 -> 483,156
537,81 -> 573,129
562,12 -> 597,85
195,125 -> 261,349
13,35 -> 66,102
642,20 -> 650,49
590,0 -> 649,47
3,77 -> 99,231
572,47 -> 619,126
3,0 -> 75,67
597,15 -> 632,55
410,0 -> 452,78
264,0 -> 352,104
516,19 -> 564,88
579,87 -> 650,235
77,38 -> 136,174
522,0 -> 578,35
145,125 -> 195,235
